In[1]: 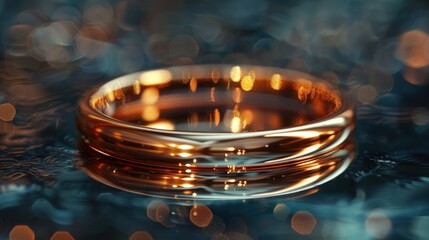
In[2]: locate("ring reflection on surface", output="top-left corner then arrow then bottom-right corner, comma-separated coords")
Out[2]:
77,65 -> 355,200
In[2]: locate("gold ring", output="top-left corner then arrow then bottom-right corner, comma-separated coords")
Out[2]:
77,65 -> 355,199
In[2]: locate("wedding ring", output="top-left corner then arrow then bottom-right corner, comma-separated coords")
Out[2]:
77,65 -> 354,199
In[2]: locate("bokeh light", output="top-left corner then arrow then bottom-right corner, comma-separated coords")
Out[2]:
273,203 -> 289,221
0,103 -> 16,121
270,74 -> 283,91
141,87 -> 159,105
365,210 -> 392,239
357,85 -> 377,104
147,200 -> 166,222
230,66 -> 242,82
190,204 -> 214,227
241,74 -> 255,91
146,200 -> 175,228
397,30 -> 429,68
50,231 -> 75,240
291,211 -> 317,235
9,225 -> 35,240
129,231 -> 154,240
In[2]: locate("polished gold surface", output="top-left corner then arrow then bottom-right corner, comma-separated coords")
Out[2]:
78,65 -> 354,199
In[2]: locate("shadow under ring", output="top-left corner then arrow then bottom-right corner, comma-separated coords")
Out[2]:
77,65 -> 355,200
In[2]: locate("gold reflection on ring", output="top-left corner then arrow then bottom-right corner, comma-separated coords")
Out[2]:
144,120 -> 175,130
241,74 -> 255,91
142,105 -> 160,122
139,70 -> 172,86
141,87 -> 159,104
79,65 -> 353,199
270,74 -> 283,90
190,77 -> 198,92
230,66 -> 242,82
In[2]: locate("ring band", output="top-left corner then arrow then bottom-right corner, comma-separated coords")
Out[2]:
77,65 -> 354,199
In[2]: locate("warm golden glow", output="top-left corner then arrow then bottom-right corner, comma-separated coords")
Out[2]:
270,74 -> 283,90
296,79 -> 313,102
230,116 -> 242,133
233,87 -> 242,103
139,69 -> 172,86
80,65 -> 354,200
248,70 -> 256,80
241,110 -> 254,126
145,120 -> 175,130
142,105 -> 160,122
0,103 -> 16,121
241,74 -> 255,91
237,180 -> 247,186
106,89 -> 115,102
177,144 -> 194,150
291,211 -> 317,235
190,76 -> 198,92
297,144 -> 321,157
190,205 -> 214,227
114,89 -> 125,100
213,108 -> 220,126
181,183 -> 194,188
141,87 -> 159,104
133,80 -> 141,95
306,164 -> 321,171
298,85 -> 312,102
9,225 -> 35,240
230,66 -> 242,82
182,176 -> 195,181
177,152 -> 192,157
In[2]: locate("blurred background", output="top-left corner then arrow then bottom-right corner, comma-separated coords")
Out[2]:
1,0 -> 429,239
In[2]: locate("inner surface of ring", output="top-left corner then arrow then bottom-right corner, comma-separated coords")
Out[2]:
90,67 -> 342,133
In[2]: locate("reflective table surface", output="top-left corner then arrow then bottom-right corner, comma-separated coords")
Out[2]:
1,0 -> 429,239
